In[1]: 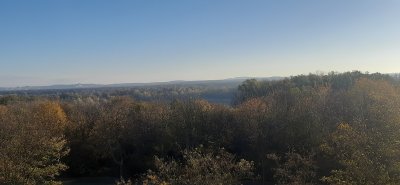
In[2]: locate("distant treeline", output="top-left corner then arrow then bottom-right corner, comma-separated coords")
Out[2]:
1,71 -> 400,185
0,83 -> 238,105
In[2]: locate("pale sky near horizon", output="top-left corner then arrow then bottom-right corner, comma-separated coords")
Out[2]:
1,0 -> 400,87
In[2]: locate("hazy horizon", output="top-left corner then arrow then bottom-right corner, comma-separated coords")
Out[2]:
1,71 -> 396,88
1,0 -> 400,86
0,74 -> 279,88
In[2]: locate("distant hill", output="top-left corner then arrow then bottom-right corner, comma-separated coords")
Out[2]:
0,77 -> 284,92
0,84 -> 102,91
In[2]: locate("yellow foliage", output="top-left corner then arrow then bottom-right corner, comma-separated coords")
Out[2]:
32,101 -> 68,134
337,123 -> 351,131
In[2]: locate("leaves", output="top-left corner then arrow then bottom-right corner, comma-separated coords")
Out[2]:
141,146 -> 254,185
0,101 -> 69,185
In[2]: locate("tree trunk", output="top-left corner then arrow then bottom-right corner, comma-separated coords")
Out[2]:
119,154 -> 124,180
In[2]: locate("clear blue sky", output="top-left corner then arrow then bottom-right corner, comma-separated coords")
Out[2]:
1,0 -> 399,87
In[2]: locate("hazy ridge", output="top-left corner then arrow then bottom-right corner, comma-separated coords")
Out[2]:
0,77 -> 283,92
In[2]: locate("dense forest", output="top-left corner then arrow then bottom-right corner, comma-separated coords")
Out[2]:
1,71 -> 400,185
0,79 -> 249,105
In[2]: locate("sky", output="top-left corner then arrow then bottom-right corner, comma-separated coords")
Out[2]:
0,0 -> 400,87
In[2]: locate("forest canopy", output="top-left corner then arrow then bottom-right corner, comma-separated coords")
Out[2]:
1,71 -> 400,185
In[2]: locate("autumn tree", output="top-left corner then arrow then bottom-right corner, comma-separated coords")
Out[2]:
0,101 -> 69,185
140,146 -> 254,185
90,97 -> 169,179
321,79 -> 400,185
62,100 -> 103,176
267,150 -> 317,185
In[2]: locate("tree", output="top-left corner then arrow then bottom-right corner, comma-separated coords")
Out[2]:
62,100 -> 103,176
90,97 -> 169,179
90,97 -> 136,180
0,101 -> 69,185
321,79 -> 400,185
267,150 -> 317,185
140,146 -> 254,185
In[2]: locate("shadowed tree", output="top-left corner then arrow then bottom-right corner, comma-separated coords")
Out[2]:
321,79 -> 400,185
